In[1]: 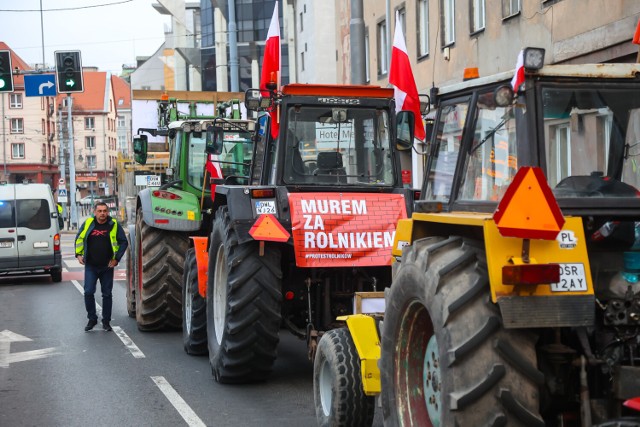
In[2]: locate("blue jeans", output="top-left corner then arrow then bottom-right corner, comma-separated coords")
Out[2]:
84,264 -> 114,322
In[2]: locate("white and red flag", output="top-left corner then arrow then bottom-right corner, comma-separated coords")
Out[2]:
511,49 -> 525,92
260,1 -> 281,138
389,11 -> 425,142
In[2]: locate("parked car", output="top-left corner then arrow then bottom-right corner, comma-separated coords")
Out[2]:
0,182 -> 62,282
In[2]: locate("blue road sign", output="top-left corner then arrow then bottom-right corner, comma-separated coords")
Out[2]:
24,74 -> 57,97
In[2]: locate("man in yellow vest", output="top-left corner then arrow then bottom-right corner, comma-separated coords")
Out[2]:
75,202 -> 128,332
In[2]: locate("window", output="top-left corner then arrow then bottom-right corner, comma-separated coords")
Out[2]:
10,118 -> 23,134
548,123 -> 571,185
471,0 -> 485,33
398,7 -> 406,40
9,93 -> 22,108
17,199 -> 51,230
299,12 -> 303,31
117,116 -> 125,127
87,155 -> 97,168
41,119 -> 45,134
365,30 -> 371,82
118,135 -> 126,149
417,0 -> 429,57
86,136 -> 95,149
425,101 -> 469,201
301,52 -> 305,71
377,20 -> 388,75
502,0 -> 521,18
442,0 -> 455,46
459,90 -> 518,201
85,117 -> 95,130
11,143 -> 25,159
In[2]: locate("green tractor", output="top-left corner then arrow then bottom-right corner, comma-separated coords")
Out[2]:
126,96 -> 254,344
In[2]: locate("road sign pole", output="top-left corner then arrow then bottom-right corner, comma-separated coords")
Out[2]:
67,94 -> 79,229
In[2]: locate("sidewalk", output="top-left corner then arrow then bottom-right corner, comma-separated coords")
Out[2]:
59,214 -> 92,235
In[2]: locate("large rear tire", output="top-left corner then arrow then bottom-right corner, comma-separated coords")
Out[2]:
135,207 -> 188,331
381,236 -> 544,427
125,238 -> 136,318
313,328 -> 375,427
182,247 -> 208,355
206,206 -> 282,383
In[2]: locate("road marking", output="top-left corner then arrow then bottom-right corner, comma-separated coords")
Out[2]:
71,280 -> 144,358
113,326 -> 145,358
0,330 -> 60,368
151,376 -> 206,427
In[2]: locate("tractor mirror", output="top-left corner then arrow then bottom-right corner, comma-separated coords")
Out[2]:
133,134 -> 148,165
205,125 -> 224,155
396,111 -> 414,151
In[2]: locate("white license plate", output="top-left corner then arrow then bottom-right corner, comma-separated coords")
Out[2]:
33,241 -> 49,248
0,241 -> 12,248
255,201 -> 276,214
550,263 -> 587,292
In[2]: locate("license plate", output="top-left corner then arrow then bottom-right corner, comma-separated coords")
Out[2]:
33,242 -> 49,248
551,263 -> 587,292
0,241 -> 12,248
255,201 -> 276,215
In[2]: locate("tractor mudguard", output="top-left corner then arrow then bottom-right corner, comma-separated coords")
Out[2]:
338,314 -> 382,396
190,236 -> 209,298
137,188 -> 202,232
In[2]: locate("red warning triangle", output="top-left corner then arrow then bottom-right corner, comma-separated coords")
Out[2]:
493,167 -> 565,240
249,214 -> 291,242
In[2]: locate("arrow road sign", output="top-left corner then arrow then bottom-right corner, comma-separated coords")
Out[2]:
24,74 -> 57,97
0,329 -> 59,368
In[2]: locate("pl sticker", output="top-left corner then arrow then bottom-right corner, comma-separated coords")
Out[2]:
557,230 -> 577,249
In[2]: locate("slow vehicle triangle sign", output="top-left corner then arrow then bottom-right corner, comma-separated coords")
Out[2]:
493,166 -> 565,240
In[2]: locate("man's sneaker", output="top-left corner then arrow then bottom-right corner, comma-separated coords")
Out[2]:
102,321 -> 112,332
85,319 -> 98,331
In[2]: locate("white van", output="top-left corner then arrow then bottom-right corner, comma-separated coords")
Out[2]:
0,183 -> 63,282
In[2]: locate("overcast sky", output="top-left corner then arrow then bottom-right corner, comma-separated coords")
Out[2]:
0,0 -> 168,74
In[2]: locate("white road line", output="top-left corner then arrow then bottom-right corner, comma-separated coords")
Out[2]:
151,376 -> 207,427
112,326 -> 145,358
71,279 -> 144,358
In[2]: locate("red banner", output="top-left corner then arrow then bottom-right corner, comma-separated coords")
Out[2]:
289,193 -> 407,267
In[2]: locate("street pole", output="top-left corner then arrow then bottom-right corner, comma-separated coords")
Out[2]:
58,108 -> 67,227
2,93 -> 6,180
67,94 -> 78,229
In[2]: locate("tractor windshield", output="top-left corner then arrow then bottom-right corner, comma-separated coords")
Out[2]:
540,85 -> 640,199
186,132 -> 208,190
283,106 -> 394,186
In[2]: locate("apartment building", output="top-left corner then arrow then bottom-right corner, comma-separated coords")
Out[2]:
57,71 -> 119,199
0,42 -> 59,186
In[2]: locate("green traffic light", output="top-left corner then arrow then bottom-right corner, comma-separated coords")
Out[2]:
0,79 -> 5,89
65,79 -> 75,88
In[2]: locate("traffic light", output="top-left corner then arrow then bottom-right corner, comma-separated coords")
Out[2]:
55,50 -> 84,93
0,50 -> 14,92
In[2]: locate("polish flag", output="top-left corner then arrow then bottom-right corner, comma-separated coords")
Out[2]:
633,17 -> 640,45
206,153 -> 223,195
260,1 -> 281,138
389,12 -> 425,141
511,50 -> 525,92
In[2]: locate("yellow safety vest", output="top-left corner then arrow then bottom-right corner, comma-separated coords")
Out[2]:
75,217 -> 119,259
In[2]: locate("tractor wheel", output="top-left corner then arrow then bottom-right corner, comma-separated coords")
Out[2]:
206,206 -> 282,383
182,247 -> 208,355
135,207 -> 188,331
125,238 -> 136,318
313,328 -> 375,427
380,236 -> 544,427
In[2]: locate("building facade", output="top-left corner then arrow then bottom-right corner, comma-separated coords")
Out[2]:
0,42 -> 59,186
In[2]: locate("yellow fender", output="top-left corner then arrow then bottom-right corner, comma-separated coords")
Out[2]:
338,314 -> 381,396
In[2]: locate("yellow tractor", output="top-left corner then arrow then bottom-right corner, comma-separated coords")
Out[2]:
320,48 -> 640,426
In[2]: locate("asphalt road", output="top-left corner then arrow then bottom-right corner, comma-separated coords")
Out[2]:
0,233 -> 335,427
